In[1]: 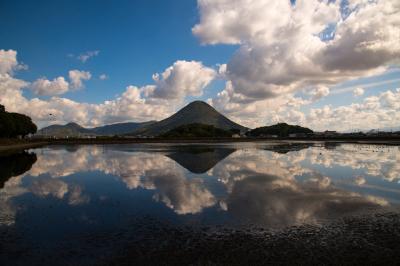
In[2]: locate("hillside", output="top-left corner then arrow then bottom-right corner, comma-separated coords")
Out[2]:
131,101 -> 247,136
247,123 -> 313,137
37,122 -> 91,137
160,123 -> 233,138
92,121 -> 156,135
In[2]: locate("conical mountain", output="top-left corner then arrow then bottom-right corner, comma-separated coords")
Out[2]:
131,101 -> 247,136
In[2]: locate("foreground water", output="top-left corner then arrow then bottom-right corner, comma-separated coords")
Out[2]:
1,142 -> 400,264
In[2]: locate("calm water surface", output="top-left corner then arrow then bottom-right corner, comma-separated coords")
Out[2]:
1,142 -> 400,262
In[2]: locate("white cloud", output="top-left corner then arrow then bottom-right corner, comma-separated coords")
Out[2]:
0,49 -> 27,75
195,0 -> 400,116
0,68 -> 169,128
143,60 -> 216,100
29,70 -> 91,96
31,77 -> 70,96
99,74 -> 108,80
193,0 -> 400,129
209,79 -> 400,131
0,50 -> 18,75
308,85 -> 330,101
0,52 -> 214,128
306,88 -> 400,131
0,78 -> 173,128
208,80 -> 312,128
77,50 -> 99,63
217,63 -> 227,77
353,87 -> 365,97
332,77 -> 400,95
68,70 -> 91,89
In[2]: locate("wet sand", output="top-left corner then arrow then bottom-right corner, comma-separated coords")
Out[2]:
105,212 -> 400,265
2,212 -> 399,265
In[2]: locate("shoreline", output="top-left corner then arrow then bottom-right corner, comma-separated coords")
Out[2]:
0,141 -> 49,153
1,137 -> 400,153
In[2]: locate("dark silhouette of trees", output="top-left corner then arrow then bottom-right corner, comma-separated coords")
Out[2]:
160,123 -> 233,138
229,128 -> 241,135
247,123 -> 313,137
0,104 -> 37,138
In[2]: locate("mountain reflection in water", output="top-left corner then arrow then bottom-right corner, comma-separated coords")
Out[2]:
166,146 -> 236,173
0,143 -> 399,229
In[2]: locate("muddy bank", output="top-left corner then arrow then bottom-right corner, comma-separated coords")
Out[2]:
0,139 -> 47,153
105,212 -> 400,265
1,212 -> 399,266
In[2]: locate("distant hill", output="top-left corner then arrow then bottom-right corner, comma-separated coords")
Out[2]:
131,101 -> 247,136
37,121 -> 156,137
247,123 -> 313,137
160,123 -> 233,138
37,122 -> 92,137
92,121 -> 156,135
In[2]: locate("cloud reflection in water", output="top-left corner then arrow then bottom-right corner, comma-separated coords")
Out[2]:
0,143 -> 399,227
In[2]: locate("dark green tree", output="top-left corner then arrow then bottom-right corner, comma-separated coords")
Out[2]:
247,123 -> 313,137
0,105 -> 37,138
10,113 -> 37,137
0,111 -> 16,137
160,123 -> 233,138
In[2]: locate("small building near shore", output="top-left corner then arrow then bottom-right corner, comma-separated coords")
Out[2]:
289,133 -> 307,138
323,130 -> 338,137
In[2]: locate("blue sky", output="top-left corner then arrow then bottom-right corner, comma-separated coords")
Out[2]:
1,0 -> 235,102
0,0 -> 399,131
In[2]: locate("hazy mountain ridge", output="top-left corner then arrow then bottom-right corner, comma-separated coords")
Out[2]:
92,121 -> 156,135
37,121 -> 156,137
37,122 -> 91,137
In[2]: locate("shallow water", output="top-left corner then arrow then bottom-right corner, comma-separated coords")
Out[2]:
1,142 -> 400,264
